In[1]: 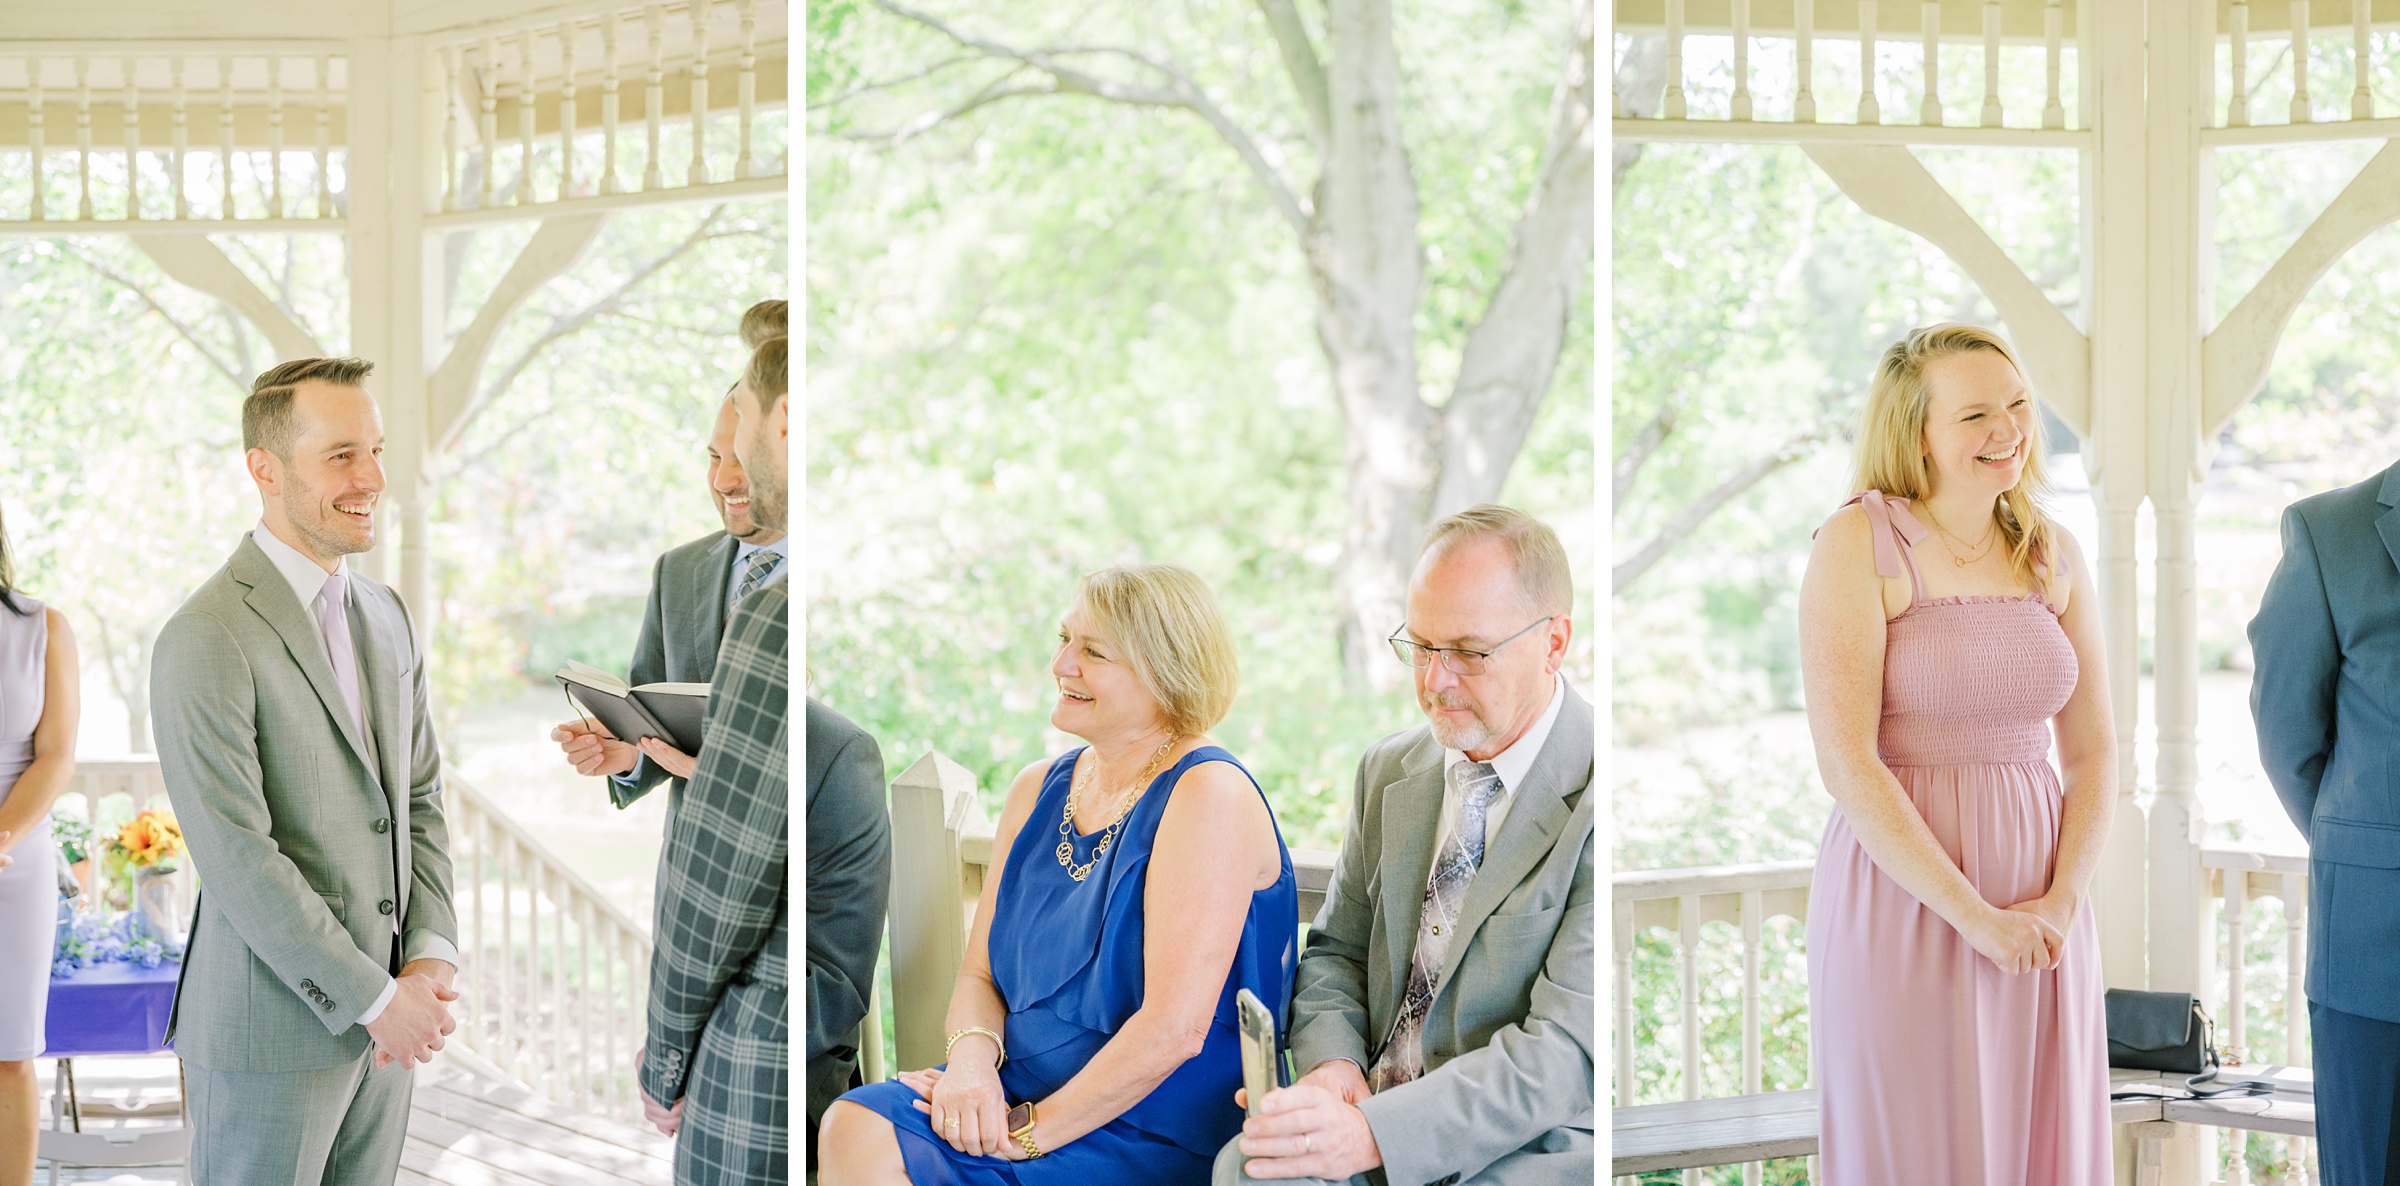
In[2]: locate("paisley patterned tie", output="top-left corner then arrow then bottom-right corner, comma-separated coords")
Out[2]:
1369,759 -> 1505,1090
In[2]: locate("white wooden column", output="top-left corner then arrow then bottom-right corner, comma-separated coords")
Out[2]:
346,32 -> 442,636
2084,0 -> 2151,1006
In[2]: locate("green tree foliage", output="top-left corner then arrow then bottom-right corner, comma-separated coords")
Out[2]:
810,1 -> 1592,846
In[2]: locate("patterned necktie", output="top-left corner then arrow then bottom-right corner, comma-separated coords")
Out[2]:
731,549 -> 783,611
1369,759 -> 1506,1091
315,569 -> 365,735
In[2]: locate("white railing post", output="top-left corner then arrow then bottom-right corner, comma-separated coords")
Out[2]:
1614,899 -> 1636,1105
478,37 -> 499,209
602,12 -> 624,195
27,57 -> 45,221
122,57 -> 141,221
1663,0 -> 1686,119
736,0 -> 759,177
2285,869 -> 2310,1185
2291,1 -> 2313,124
2043,0 -> 2064,129
1730,0 -> 1752,121
75,56 -> 93,219
441,44 -> 460,213
1981,0 -> 2003,127
266,56 -> 284,219
1919,1 -> 1941,126
1858,1 -> 1881,125
887,751 -> 981,1071
2225,869 -> 2251,1186
2230,1 -> 2252,127
643,4 -> 667,190
1795,0 -> 1817,121
215,56 -> 233,218
2354,0 -> 2373,120
1740,888 -> 1763,1186
558,21 -> 580,199
517,33 -> 537,205
315,54 -> 332,217
689,0 -> 712,185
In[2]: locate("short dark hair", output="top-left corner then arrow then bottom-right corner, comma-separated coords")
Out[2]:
739,300 -> 787,349
744,336 -> 787,409
244,357 -> 375,459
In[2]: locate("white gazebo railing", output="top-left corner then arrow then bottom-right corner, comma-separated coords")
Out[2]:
1613,848 -> 2317,1185
51,755 -> 652,1121
875,751 -> 1339,1075
447,769 -> 653,1118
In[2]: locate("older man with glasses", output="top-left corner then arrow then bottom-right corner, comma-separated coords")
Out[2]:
1215,504 -> 1595,1186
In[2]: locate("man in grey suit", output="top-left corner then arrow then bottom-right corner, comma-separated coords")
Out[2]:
153,357 -> 460,1186
1218,505 -> 1594,1186
803,698 -> 890,1170
552,300 -> 788,802
2249,461 -> 2400,1186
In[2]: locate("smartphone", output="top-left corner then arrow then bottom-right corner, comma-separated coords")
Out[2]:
1236,987 -> 1278,1118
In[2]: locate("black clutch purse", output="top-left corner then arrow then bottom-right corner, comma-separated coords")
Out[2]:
2104,988 -> 2274,1100
2105,988 -> 2209,1074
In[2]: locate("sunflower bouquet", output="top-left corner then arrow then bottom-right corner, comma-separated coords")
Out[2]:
100,809 -> 186,909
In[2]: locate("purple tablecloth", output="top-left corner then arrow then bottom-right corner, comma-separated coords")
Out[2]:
42,961 -> 179,1057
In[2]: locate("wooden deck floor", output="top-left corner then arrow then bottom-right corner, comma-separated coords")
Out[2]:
36,1055 -> 674,1185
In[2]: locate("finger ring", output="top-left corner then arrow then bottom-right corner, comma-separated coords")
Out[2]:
1303,1132 -> 1313,1155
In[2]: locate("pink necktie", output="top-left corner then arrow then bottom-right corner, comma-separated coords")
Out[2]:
316,570 -> 365,735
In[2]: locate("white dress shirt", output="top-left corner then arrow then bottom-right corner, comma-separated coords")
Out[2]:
250,524 -> 461,1027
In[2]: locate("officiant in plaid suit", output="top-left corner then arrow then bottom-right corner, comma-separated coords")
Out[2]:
639,333 -> 793,1185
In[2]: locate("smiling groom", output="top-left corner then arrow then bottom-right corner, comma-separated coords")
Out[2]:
153,357 -> 459,1186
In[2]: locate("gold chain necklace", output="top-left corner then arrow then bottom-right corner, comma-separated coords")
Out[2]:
1924,506 -> 2001,568
1057,734 -> 1180,882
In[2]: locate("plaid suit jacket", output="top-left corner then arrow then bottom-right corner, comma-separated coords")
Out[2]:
641,579 -> 789,1185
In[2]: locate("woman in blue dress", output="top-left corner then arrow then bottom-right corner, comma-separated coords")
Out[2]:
819,563 -> 1297,1186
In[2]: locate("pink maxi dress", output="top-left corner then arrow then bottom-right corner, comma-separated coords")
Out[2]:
1805,491 -> 2110,1185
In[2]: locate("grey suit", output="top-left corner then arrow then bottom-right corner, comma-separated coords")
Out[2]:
153,534 -> 457,1186
1219,685 -> 1595,1186
612,530 -> 739,809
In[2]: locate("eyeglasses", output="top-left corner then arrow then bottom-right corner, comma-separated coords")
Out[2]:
1387,616 -> 1555,677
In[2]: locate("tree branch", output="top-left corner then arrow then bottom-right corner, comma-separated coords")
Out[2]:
60,247 -> 248,390
1611,427 -> 1831,595
1612,403 -> 1677,506
1432,0 -> 1594,514
808,53 -> 987,110
453,210 -> 755,466
835,72 -> 1060,144
1254,0 -> 1330,152
871,0 -> 1312,237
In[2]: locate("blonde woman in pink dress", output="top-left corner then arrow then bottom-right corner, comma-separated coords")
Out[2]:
1798,324 -> 2116,1184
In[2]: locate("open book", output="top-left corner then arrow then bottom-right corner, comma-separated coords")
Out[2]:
556,660 -> 710,755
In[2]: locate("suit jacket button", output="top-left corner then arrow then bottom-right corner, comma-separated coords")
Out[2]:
301,979 -> 315,989
373,819 -> 391,834
323,1000 -> 336,1012
378,899 -> 395,915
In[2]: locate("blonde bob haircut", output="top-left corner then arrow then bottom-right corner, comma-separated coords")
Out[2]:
1072,564 -> 1240,736
1854,322 -> 2060,587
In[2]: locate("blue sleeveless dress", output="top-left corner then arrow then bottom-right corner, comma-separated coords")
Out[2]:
840,746 -> 1297,1185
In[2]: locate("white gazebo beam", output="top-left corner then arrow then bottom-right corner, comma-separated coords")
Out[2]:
426,210 -> 610,452
129,234 -> 325,362
1802,141 -> 2092,435
2202,137 -> 2400,435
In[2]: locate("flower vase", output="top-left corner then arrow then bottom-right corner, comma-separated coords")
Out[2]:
70,859 -> 94,909
134,865 -> 184,951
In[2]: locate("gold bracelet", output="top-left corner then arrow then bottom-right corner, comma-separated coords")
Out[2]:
1016,1130 -> 1044,1159
944,1026 -> 1005,1069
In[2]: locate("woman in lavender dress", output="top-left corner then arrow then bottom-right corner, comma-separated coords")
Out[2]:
0,502 -> 80,1186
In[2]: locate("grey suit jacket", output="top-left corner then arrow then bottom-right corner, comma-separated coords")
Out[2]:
804,698 -> 891,1138
2249,460 -> 2400,1022
153,534 -> 458,1072
613,530 -> 739,809
1291,684 -> 1596,1186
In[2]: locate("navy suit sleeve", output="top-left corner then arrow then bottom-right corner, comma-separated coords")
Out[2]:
806,728 -> 890,1063
2250,504 -> 2341,835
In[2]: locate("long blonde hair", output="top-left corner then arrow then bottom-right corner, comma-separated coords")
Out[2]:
1852,323 -> 2058,586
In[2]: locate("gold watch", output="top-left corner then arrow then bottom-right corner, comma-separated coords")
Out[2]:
1006,1101 -> 1043,1158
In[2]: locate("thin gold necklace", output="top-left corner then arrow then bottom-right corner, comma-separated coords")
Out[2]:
1924,505 -> 2001,568
1057,734 -> 1180,882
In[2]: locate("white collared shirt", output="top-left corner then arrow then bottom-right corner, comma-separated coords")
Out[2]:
249,524 -> 459,1026
1433,673 -> 1567,869
728,535 -> 790,610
